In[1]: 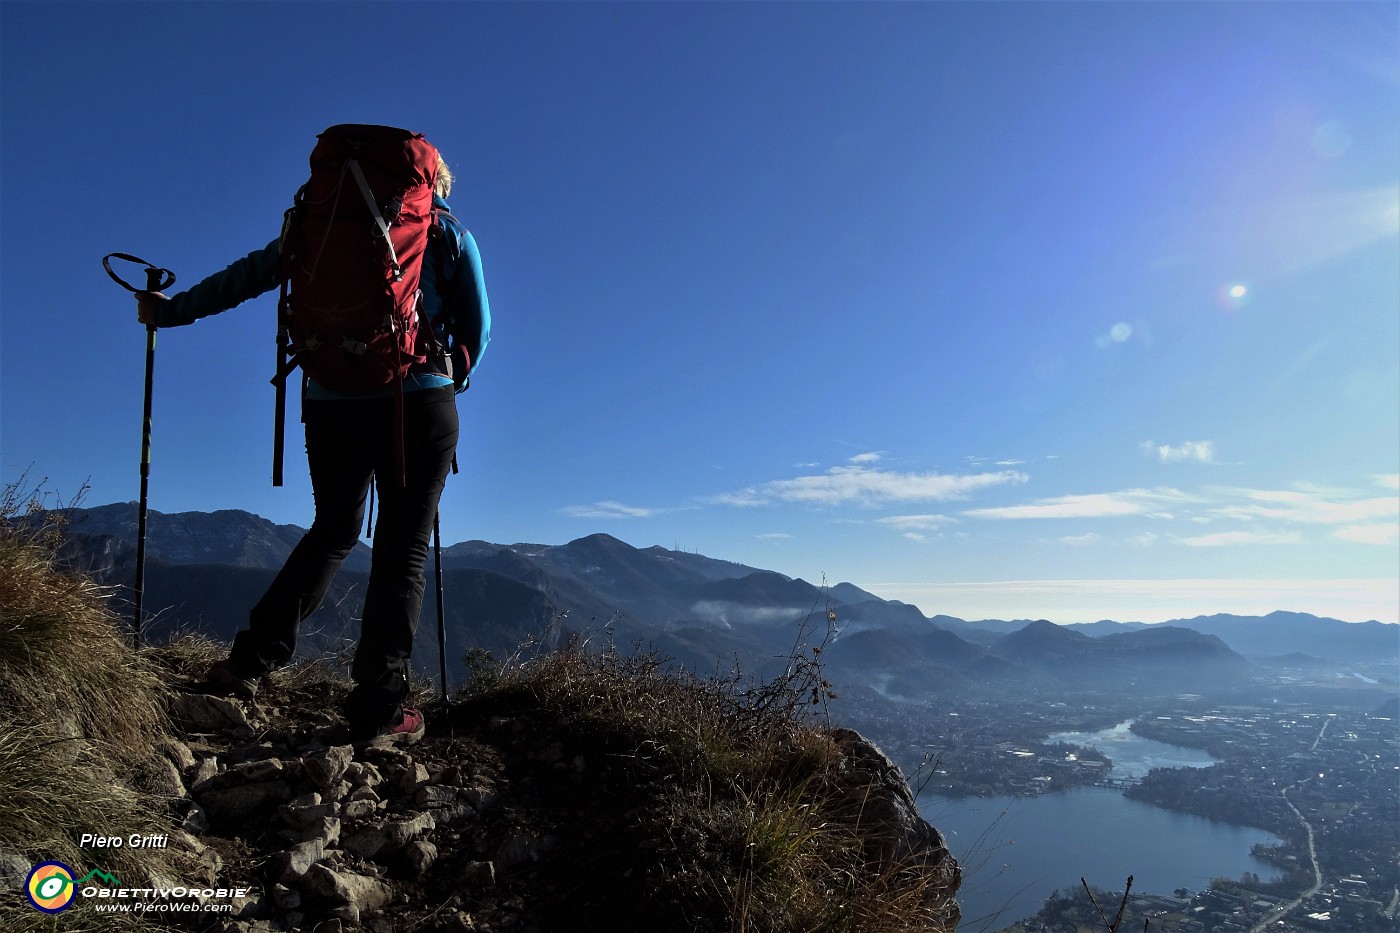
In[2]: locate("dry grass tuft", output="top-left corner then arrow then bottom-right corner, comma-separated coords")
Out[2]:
458,636 -> 960,932
0,493 -> 167,767
0,482 -> 188,930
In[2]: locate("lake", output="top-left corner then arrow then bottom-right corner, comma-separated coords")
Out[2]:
920,721 -> 1283,931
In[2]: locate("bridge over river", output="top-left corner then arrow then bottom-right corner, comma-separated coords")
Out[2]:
1092,776 -> 1138,790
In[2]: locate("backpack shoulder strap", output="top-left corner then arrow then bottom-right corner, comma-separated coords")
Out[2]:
431,210 -> 464,261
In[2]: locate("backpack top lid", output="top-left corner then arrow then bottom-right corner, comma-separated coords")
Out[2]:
317,124 -> 425,145
310,125 -> 439,186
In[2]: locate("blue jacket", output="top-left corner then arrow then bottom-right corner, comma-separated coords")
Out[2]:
156,195 -> 491,397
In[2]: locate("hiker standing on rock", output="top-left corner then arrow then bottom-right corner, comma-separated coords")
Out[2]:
135,126 -> 490,746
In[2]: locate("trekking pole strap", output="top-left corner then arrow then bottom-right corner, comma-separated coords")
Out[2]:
102,253 -> 176,293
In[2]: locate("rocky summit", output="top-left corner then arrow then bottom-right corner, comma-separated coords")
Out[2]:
146,641 -> 961,933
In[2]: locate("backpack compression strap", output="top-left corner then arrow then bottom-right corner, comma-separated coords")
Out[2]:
348,161 -> 404,282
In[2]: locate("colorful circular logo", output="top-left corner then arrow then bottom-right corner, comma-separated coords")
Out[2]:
25,861 -> 77,913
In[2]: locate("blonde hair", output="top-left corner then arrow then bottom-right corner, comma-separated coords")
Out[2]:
435,156 -> 454,199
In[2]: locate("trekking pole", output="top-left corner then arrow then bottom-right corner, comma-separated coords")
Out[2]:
102,253 -> 176,649
433,511 -> 447,703
434,455 -> 459,704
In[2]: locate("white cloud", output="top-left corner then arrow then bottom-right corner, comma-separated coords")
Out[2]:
849,452 -> 883,464
1210,487 -> 1399,526
756,532 -> 793,540
559,500 -> 655,519
1057,533 -> 1101,547
996,459 -> 1026,466
712,466 -> 1028,508
1333,523 -> 1400,546
1128,532 -> 1161,547
708,488 -> 768,507
878,514 -> 958,531
1375,474 -> 1400,491
903,533 -> 930,544
964,488 -> 1195,520
1179,530 -> 1303,547
1142,440 -> 1216,464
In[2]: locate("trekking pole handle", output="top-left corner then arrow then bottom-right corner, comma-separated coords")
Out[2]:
102,253 -> 176,294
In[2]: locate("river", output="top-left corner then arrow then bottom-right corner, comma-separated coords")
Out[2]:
920,721 -> 1283,932
1046,719 -> 1217,779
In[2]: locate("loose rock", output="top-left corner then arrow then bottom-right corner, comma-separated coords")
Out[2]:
301,815 -> 341,848
344,811 -> 434,860
460,860 -> 496,890
303,745 -> 354,788
171,693 -> 249,732
158,737 -> 198,773
342,798 -> 378,820
300,863 -> 391,916
401,840 -> 437,878
273,839 -> 325,883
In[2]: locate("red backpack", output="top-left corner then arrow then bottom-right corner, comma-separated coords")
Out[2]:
272,124 -> 441,486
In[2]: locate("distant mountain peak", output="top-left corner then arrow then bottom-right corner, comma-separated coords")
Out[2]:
1005,619 -> 1086,642
567,532 -> 630,548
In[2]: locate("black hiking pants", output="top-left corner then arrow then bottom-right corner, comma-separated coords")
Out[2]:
228,385 -> 459,732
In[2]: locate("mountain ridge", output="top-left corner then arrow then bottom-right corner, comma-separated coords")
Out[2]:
44,504 -> 1396,689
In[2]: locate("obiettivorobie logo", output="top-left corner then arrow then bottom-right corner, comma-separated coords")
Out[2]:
22,859 -> 249,916
24,862 -> 119,913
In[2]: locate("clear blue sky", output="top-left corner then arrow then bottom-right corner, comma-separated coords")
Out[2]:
3,2 -> 1397,623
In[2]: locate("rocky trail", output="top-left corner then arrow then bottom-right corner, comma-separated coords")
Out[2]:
146,646 -> 959,933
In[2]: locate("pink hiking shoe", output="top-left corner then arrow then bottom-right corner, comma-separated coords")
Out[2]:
354,708 -> 426,748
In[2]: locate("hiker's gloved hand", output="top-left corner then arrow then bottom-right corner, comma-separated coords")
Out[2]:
135,291 -> 167,326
